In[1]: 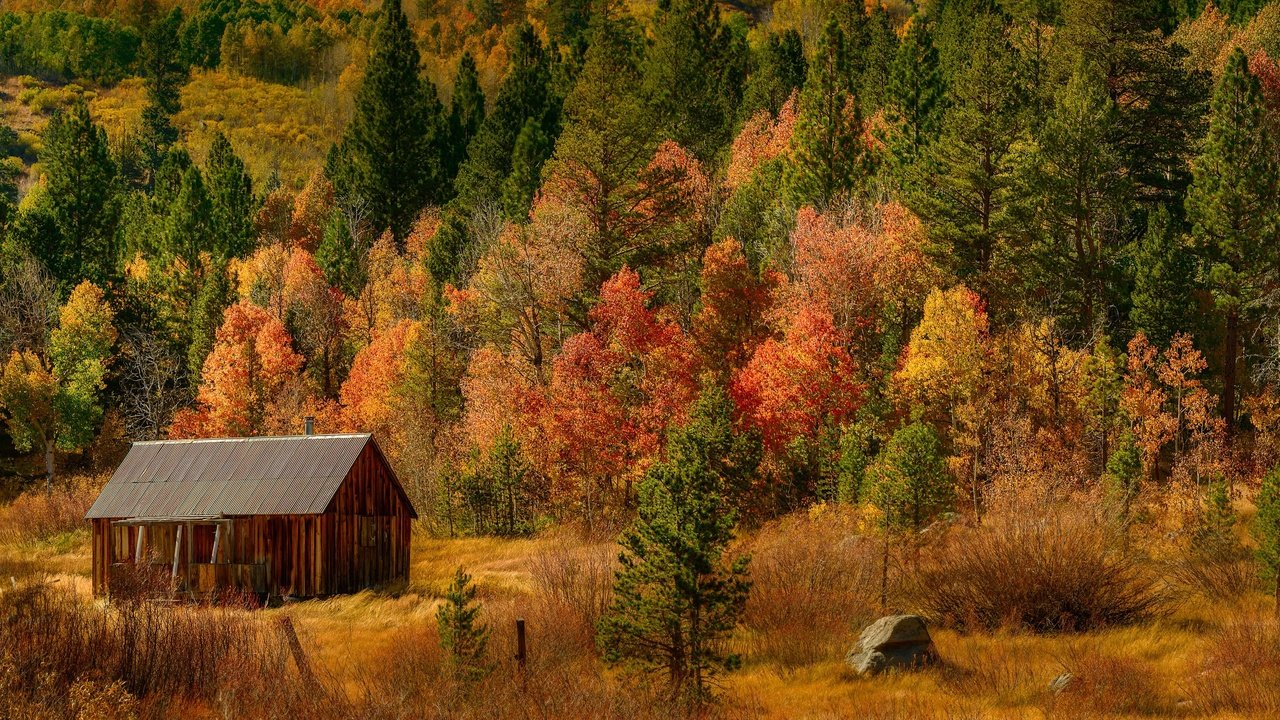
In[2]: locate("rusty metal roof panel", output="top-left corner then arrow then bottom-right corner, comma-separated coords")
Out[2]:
85,434 -> 374,519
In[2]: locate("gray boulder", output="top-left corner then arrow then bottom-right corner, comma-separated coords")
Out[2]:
846,615 -> 939,675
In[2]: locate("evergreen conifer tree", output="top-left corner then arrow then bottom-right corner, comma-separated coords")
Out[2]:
1253,466 -> 1280,616
1131,205 -> 1196,349
204,132 -> 256,259
436,566 -> 492,682
447,52 -> 486,181
1187,48 -> 1280,430
641,0 -> 743,160
453,23 -> 558,209
911,13 -> 1021,285
333,0 -> 448,240
598,385 -> 757,706
887,17 -> 946,171
139,7 -> 188,180
784,21 -> 867,210
26,101 -> 120,291
501,118 -> 551,221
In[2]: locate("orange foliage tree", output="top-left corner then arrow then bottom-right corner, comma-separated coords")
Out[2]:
169,302 -> 303,437
543,267 -> 699,526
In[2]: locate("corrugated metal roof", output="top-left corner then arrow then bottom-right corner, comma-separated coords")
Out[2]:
86,434 -> 381,519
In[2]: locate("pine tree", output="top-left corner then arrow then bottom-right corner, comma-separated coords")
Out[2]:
447,52 -> 486,181
598,385 -> 757,706
868,422 -> 953,533
204,132 -> 256,259
858,6 -> 898,116
165,166 -> 217,271
316,208 -> 364,296
1253,466 -> 1280,617
784,20 -> 867,210
1104,431 -> 1142,541
186,260 -> 230,385
486,425 -> 532,536
1012,63 -> 1129,335
425,210 -> 469,287
1187,48 -> 1280,431
887,16 -> 946,172
333,0 -> 448,240
738,28 -> 806,122
453,22 -> 558,209
139,7 -> 189,180
642,0 -> 744,161
501,118 -> 551,221
436,566 -> 492,682
911,13 -> 1021,286
25,101 -> 120,291
1131,205 -> 1196,349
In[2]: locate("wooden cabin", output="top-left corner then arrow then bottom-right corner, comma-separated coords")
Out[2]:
85,432 -> 416,598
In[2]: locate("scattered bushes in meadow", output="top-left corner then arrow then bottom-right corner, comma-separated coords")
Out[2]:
912,510 -> 1169,632
529,540 -> 616,649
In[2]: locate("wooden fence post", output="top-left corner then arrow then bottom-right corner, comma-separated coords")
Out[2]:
515,618 -> 527,692
279,616 -> 320,691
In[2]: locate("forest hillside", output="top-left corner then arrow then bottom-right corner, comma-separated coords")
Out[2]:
4,0 -> 1280,718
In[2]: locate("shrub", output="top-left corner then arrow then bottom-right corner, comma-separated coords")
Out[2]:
0,474 -> 105,543
0,583 -> 344,719
1185,613 -> 1280,716
529,540 -> 615,648
911,511 -> 1168,632
1044,645 -> 1166,718
741,506 -> 883,669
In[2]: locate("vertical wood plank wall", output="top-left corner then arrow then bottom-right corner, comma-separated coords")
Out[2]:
91,440 -> 414,597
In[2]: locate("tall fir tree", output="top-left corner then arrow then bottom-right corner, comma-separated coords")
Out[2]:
784,20 -> 867,210
139,7 -> 189,181
1254,466 -> 1280,617
204,132 -> 256,259
911,13 -> 1021,290
1186,48 -> 1280,431
1012,63 -> 1130,336
641,0 -> 745,161
501,118 -> 551,221
452,22 -> 559,210
332,0 -> 448,241
24,102 -> 120,292
887,16 -> 947,175
737,28 -> 806,123
1130,205 -> 1196,348
858,6 -> 898,117
165,166 -> 217,272
447,52 -> 486,182
598,385 -> 758,706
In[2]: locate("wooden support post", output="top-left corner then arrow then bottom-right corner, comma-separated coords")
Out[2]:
171,524 -> 182,579
211,523 -> 222,564
279,617 -> 319,691
134,525 -> 145,563
515,617 -> 527,692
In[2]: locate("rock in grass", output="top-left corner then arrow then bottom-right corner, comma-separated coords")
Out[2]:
846,615 -> 940,675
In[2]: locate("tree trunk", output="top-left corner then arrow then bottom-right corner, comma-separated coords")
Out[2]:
880,529 -> 890,614
1223,308 -> 1239,439
44,439 -> 55,497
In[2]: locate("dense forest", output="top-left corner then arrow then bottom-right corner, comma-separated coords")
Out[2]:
10,0 -> 1280,713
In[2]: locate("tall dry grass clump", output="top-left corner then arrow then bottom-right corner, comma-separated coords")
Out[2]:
0,582 -> 343,719
741,506 -> 883,669
0,474 -> 106,543
912,509 -> 1168,632
1185,612 -> 1280,715
528,540 -> 617,650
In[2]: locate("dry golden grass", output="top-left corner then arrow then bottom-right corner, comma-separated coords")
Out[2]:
1,507 -> 1279,718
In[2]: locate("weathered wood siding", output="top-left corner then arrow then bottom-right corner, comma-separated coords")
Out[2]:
90,439 -> 413,597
